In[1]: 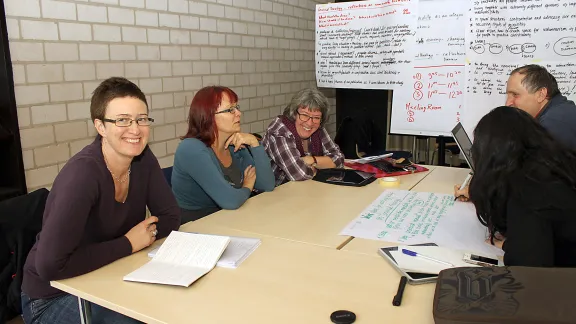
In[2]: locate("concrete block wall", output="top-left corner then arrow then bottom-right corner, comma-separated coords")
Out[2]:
4,0 -> 335,191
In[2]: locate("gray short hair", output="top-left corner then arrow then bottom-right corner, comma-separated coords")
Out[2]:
282,88 -> 329,126
510,64 -> 560,98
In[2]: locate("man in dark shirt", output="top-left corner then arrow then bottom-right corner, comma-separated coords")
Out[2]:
506,64 -> 576,150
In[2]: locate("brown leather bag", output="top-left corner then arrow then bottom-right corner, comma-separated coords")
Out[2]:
433,266 -> 576,324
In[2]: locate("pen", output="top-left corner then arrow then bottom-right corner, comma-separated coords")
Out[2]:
392,276 -> 407,306
401,249 -> 455,267
454,172 -> 473,201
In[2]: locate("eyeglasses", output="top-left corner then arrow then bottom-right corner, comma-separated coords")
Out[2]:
297,112 -> 322,124
102,117 -> 155,127
215,104 -> 240,114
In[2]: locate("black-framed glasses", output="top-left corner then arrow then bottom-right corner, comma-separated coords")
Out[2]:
215,104 -> 240,114
102,117 -> 154,127
297,112 -> 321,124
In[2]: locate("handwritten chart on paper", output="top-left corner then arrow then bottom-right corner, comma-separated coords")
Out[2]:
390,0 -> 468,136
315,0 -> 418,89
340,189 -> 502,256
463,0 -> 576,134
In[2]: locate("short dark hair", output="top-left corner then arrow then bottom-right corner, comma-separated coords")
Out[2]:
469,106 -> 576,243
90,77 -> 148,122
182,86 -> 238,147
510,64 -> 560,98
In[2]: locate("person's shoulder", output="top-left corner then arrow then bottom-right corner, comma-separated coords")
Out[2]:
175,138 -> 211,154
174,138 -> 213,166
265,117 -> 292,137
509,171 -> 576,207
547,94 -> 576,114
56,140 -> 102,184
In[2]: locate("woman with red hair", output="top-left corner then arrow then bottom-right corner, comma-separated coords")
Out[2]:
172,86 -> 275,224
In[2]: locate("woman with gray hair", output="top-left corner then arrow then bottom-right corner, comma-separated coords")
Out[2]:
262,88 -> 345,186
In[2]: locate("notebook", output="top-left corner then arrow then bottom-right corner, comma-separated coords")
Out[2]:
389,245 -> 482,275
148,233 -> 261,269
123,231 -> 230,287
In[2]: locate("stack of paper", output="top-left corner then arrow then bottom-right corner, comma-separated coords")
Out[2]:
389,245 -> 485,275
347,153 -> 393,164
148,234 -> 261,269
123,231 -> 230,287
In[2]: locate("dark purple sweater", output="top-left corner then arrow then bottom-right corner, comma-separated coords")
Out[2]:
22,137 -> 181,299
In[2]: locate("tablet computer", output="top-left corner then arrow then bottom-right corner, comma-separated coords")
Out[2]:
313,168 -> 376,187
451,122 -> 475,172
378,244 -> 439,285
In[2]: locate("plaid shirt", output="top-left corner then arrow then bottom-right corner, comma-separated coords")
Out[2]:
262,117 -> 345,186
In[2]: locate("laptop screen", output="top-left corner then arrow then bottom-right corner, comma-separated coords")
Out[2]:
451,123 -> 474,172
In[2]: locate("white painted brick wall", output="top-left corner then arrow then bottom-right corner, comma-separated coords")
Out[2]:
5,0 -> 334,191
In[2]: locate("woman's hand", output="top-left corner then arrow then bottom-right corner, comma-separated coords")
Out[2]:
302,156 -> 315,166
225,133 -> 259,152
453,184 -> 470,202
242,165 -> 257,191
485,237 -> 505,249
124,216 -> 158,253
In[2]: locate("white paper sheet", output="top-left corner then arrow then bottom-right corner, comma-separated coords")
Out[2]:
148,235 -> 261,269
463,0 -> 576,135
340,189 -> 504,256
315,0 -> 418,89
124,232 -> 230,286
390,0 -> 469,136
390,245 -> 482,274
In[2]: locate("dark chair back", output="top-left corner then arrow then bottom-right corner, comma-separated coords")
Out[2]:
162,166 -> 173,187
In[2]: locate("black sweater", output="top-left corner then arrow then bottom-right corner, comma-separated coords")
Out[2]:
502,175 -> 576,267
22,137 -> 181,299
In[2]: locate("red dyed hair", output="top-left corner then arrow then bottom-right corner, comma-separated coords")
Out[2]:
182,86 -> 238,146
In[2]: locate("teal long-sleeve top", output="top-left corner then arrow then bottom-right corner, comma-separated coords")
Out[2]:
171,138 -> 275,211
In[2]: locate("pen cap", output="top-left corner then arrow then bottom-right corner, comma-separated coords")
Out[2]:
330,310 -> 356,324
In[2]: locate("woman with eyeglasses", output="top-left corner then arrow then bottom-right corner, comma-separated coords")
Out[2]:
172,86 -> 275,224
262,88 -> 345,186
21,77 -> 181,324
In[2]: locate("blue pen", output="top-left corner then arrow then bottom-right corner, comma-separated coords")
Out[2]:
401,249 -> 454,267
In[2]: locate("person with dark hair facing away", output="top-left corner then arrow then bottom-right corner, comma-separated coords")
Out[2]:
21,77 -> 181,324
467,106 -> 576,267
172,86 -> 275,224
262,88 -> 345,186
455,64 -> 576,200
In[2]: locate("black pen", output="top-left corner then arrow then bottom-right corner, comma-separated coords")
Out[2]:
392,276 -> 407,306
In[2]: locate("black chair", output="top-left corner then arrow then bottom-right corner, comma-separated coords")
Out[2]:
162,166 -> 173,187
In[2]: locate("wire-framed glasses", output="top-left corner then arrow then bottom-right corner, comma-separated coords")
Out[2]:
297,112 -> 321,124
215,104 -> 240,114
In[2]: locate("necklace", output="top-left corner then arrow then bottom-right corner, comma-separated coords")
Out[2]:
102,143 -> 131,183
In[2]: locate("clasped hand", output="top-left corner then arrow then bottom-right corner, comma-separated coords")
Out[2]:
225,133 -> 259,152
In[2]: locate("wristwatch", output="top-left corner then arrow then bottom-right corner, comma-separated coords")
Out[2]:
311,156 -> 318,167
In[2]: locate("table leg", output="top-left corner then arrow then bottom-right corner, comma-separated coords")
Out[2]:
78,297 -> 92,324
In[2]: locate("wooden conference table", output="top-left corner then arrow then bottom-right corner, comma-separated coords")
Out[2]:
192,165 -> 436,249
52,166 -> 472,324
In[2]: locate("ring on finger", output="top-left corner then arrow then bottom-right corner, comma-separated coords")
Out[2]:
152,229 -> 158,236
